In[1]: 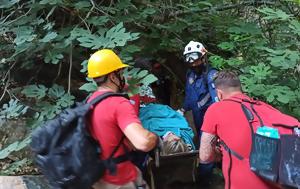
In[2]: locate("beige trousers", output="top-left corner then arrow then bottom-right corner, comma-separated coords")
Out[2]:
92,167 -> 149,189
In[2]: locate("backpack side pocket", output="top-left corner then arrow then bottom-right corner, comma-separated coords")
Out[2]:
250,133 -> 281,182
279,135 -> 300,188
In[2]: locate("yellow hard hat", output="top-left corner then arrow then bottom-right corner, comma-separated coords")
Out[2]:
87,49 -> 129,78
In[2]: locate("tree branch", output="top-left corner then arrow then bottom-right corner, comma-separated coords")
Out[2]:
85,0 -> 96,20
0,76 -> 10,103
67,43 -> 73,94
170,1 -> 275,17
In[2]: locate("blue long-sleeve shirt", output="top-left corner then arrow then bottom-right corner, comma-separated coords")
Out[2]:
183,68 -> 218,130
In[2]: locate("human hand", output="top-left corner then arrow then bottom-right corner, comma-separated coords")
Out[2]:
214,145 -> 222,162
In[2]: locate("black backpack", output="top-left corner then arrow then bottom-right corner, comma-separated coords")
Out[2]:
30,92 -> 130,189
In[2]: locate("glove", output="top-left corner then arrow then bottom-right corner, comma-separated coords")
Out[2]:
176,108 -> 185,116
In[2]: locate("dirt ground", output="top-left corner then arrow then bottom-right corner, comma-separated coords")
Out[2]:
145,155 -> 224,189
154,173 -> 224,189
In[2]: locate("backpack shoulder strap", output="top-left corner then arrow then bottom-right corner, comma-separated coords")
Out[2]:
219,140 -> 244,160
103,135 -> 129,175
109,135 -> 126,159
89,92 -> 129,106
88,92 -> 131,175
224,99 -> 255,126
219,98 -> 257,160
206,69 -> 219,102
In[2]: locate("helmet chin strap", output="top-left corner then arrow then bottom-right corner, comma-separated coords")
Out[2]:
111,71 -> 125,92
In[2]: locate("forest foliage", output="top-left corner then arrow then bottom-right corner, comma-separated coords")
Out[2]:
0,0 -> 299,174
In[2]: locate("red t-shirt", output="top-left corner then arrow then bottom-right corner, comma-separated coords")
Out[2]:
201,93 -> 299,189
87,90 -> 141,185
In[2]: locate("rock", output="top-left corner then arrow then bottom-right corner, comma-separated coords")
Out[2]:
0,176 -> 49,189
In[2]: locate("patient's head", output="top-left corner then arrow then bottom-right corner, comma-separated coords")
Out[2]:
162,132 -> 189,155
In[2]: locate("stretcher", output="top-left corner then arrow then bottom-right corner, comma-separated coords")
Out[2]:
145,149 -> 199,189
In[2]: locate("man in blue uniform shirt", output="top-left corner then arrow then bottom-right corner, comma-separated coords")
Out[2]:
178,41 -> 218,185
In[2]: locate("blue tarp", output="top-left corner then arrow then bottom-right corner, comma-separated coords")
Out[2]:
139,104 -> 195,150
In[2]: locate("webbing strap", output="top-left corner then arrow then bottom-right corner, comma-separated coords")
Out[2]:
104,136 -> 131,175
219,140 -> 244,160
103,152 -> 130,175
89,92 -> 129,106
109,135 -> 126,159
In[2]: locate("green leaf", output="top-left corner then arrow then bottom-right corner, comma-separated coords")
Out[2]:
228,23 -> 261,35
289,20 -> 300,34
12,43 -> 32,58
69,27 -> 88,40
80,60 -> 88,73
116,0 -> 132,9
40,103 -> 62,120
137,70 -> 148,78
39,0 -> 62,5
267,56 -> 285,68
259,47 -> 285,55
240,75 -> 264,95
104,22 -> 139,48
266,49 -> 298,69
77,33 -> 105,49
15,136 -> 31,151
0,0 -> 19,8
79,82 -> 97,92
77,22 -> 139,49
141,8 -> 156,18
0,137 -> 30,160
264,85 -> 294,104
48,84 -> 65,98
87,16 -> 109,26
218,42 -> 234,51
249,63 -> 272,81
56,93 -> 75,108
226,58 -> 243,66
209,55 -> 225,69
21,85 -> 48,99
74,1 -> 91,9
0,141 -> 19,159
0,99 -> 28,120
40,32 -> 57,43
44,51 -> 64,64
122,45 -> 141,53
197,1 -> 212,7
139,74 -> 158,86
257,8 -> 291,21
123,68 -> 138,79
1,158 -> 29,175
43,22 -> 55,31
13,26 -> 36,45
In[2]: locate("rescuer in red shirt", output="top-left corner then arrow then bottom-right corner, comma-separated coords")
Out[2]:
87,49 -> 158,189
199,70 -> 299,189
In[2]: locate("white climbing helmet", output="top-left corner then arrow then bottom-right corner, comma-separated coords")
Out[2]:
183,41 -> 207,63
183,41 -> 207,55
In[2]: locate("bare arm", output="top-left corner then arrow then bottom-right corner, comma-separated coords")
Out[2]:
123,122 -> 158,152
199,132 -> 218,163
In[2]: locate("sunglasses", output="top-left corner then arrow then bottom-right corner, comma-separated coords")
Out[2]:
184,52 -> 203,64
